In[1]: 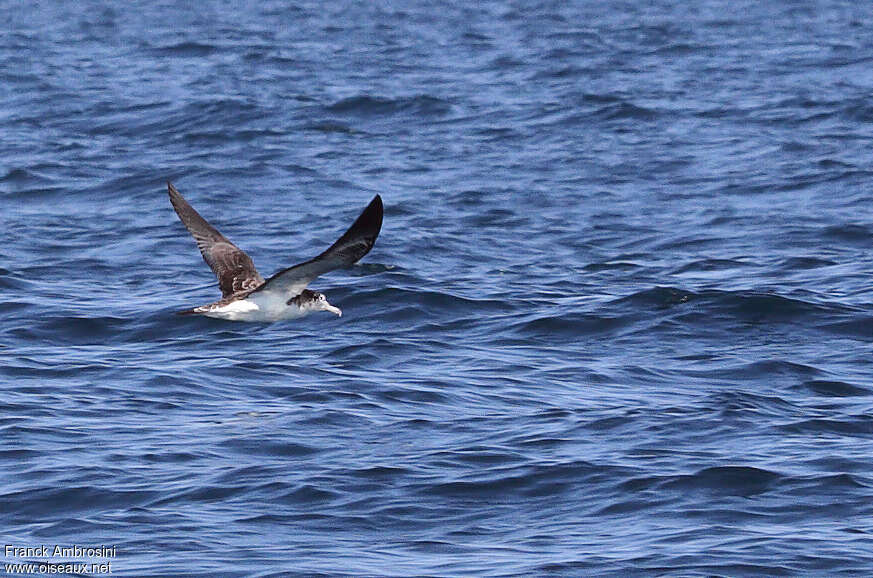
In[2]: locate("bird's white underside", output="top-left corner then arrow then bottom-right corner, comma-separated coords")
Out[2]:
197,290 -> 340,322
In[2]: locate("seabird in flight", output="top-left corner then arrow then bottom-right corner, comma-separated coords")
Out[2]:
167,182 -> 383,321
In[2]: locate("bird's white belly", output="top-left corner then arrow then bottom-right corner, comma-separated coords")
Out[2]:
202,294 -> 307,322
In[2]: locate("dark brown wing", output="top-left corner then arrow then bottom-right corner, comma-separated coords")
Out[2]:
252,194 -> 383,299
167,182 -> 264,297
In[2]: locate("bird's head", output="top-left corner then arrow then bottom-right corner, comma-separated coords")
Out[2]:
289,289 -> 342,316
314,291 -> 342,317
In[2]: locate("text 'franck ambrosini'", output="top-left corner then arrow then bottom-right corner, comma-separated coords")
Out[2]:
4,545 -> 117,558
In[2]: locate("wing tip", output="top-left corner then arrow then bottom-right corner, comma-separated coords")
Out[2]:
167,181 -> 182,204
366,194 -> 384,229
341,194 -> 383,241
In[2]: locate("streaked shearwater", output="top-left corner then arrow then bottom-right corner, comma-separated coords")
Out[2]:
167,182 -> 382,321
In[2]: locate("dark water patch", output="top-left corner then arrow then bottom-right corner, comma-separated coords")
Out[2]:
182,127 -> 285,145
447,449 -> 528,467
822,223 -> 872,243
473,126 -> 521,141
636,562 -> 795,576
672,258 -> 752,274
87,98 -> 264,138
325,95 -> 452,118
460,207 -> 528,228
0,360 -> 114,380
652,234 -> 725,252
650,41 -> 705,56
778,256 -> 837,270
530,64 -> 593,80
512,311 -> 635,339
351,286 -> 513,316
0,301 -> 36,318
149,41 -> 219,57
490,54 -> 525,70
796,380 -> 870,397
17,315 -> 129,346
345,465 -> 411,480
219,438 -> 320,458
574,92 -> 624,105
583,260 -> 642,271
424,460 -> 608,500
404,539 -> 475,554
0,486 -> 156,520
326,341 -> 414,367
148,484 -> 253,507
583,412 -> 639,432
803,455 -> 873,475
683,360 -> 822,384
270,387 -> 368,405
840,99 -> 873,122
373,387 -> 451,405
304,120 -> 356,134
662,465 -> 783,496
694,290 -> 847,323
298,409 -> 375,429
30,516 -> 115,538
796,473 -> 870,490
278,484 -> 339,505
1,167 -> 48,185
0,448 -> 41,460
592,102 -> 659,121
236,513 -> 294,525
213,466 -> 288,486
702,391 -> 800,421
816,157 -> 855,170
818,316 -> 873,339
778,416 -> 873,436
534,406 -> 574,420
593,495 -> 670,516
731,359 -> 821,379
613,286 -> 696,309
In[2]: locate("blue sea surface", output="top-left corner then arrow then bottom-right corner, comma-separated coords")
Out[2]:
3,1 -> 873,575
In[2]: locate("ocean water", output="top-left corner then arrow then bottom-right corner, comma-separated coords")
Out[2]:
3,0 -> 873,575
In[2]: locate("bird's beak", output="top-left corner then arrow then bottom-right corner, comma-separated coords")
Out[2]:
325,303 -> 342,317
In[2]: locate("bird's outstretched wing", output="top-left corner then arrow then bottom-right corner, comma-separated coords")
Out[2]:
167,182 -> 264,298
253,194 -> 383,299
